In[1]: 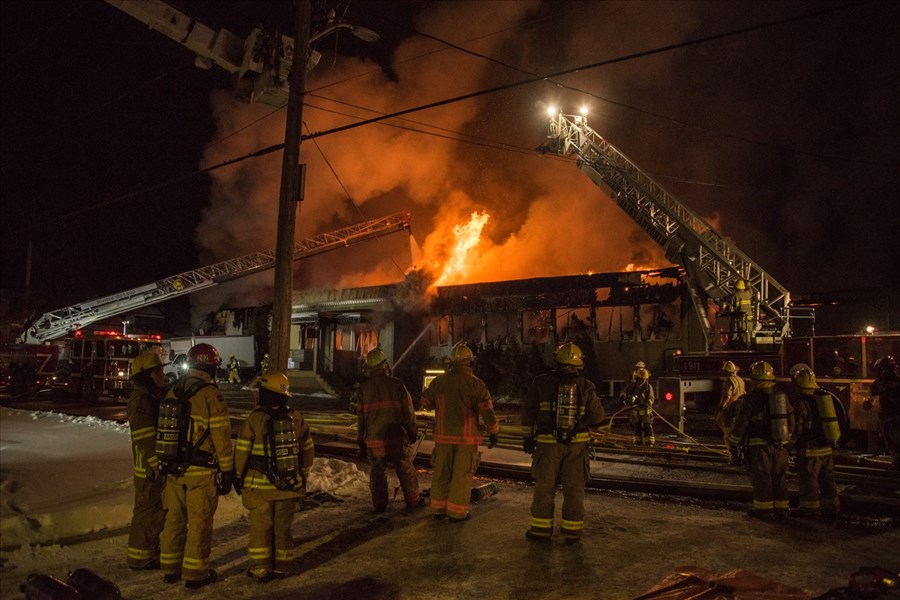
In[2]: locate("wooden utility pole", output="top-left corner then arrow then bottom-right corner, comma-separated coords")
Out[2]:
269,0 -> 311,373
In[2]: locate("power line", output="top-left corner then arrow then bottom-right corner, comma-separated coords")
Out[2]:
24,2 -> 887,229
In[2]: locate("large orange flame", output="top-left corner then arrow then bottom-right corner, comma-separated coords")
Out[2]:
433,211 -> 490,287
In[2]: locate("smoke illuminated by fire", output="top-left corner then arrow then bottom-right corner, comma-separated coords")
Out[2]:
432,211 -> 489,287
188,1 -> 680,321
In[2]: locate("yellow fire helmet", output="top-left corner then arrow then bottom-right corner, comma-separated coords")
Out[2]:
789,363 -> 812,380
749,360 -> 775,381
554,342 -> 583,367
794,369 -> 818,390
449,342 -> 474,363
735,279 -> 746,290
365,348 -> 388,369
131,349 -> 164,378
259,372 -> 292,398
722,360 -> 739,374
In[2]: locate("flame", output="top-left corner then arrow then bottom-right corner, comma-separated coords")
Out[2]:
433,211 -> 490,287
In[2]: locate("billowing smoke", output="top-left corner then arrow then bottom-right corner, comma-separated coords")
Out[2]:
189,0 -> 896,325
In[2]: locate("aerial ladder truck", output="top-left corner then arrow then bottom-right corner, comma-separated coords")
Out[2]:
541,112 -> 900,441
20,212 -> 410,344
542,110 -> 799,351
105,0 -> 379,106
4,213 -> 410,398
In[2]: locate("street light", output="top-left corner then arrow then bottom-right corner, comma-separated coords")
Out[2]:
269,1 -> 378,374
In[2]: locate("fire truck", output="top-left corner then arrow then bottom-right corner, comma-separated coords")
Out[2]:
4,213 -> 411,399
541,110 -> 895,444
1,330 -> 163,399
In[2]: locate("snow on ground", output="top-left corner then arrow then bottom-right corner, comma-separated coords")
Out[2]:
0,407 -> 368,550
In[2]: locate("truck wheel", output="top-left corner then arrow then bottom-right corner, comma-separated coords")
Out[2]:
78,376 -> 97,401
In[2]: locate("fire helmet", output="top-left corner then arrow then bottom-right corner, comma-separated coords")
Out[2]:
722,360 -> 738,374
793,369 -> 818,390
749,361 -> 775,381
873,356 -> 897,377
131,349 -> 165,379
188,343 -> 221,367
735,279 -> 746,290
634,361 -> 646,369
554,342 -> 583,367
789,363 -> 812,380
449,342 -> 474,363
365,348 -> 389,369
259,372 -> 292,398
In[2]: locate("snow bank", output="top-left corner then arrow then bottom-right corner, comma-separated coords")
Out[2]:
0,408 -> 368,551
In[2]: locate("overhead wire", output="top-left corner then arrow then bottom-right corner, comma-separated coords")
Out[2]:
26,2 -> 880,229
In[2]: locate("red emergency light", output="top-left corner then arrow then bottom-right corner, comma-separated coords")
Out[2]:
664,391 -> 674,401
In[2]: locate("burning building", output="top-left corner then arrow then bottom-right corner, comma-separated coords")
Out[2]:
282,266 -> 698,401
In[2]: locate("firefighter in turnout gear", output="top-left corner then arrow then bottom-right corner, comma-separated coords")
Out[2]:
234,372 -> 314,583
729,360 -> 795,520
728,278 -> 755,349
157,343 -> 234,589
420,342 -> 499,522
717,361 -> 746,458
522,343 -> 604,543
872,355 -> 900,470
126,349 -> 168,570
620,367 -> 655,445
788,366 -> 841,519
227,355 -> 241,384
357,348 -> 424,512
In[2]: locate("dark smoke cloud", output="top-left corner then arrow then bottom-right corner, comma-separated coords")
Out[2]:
191,0 -> 899,325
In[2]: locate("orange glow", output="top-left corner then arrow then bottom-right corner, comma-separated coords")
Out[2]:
433,211 -> 490,287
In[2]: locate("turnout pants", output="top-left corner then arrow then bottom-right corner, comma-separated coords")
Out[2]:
368,446 -> 421,511
241,489 -> 300,574
529,441 -> 590,540
796,453 -> 840,515
159,471 -> 218,582
631,408 -> 655,445
747,445 -> 789,516
127,475 -> 165,568
430,443 -> 479,521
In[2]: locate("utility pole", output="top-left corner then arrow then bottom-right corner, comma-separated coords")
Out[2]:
269,0 -> 311,373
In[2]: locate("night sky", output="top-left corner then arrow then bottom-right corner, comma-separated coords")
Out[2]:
2,1 -> 898,326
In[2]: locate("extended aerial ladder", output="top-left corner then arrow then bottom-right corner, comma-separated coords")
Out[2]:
541,112 -> 795,348
20,212 -> 411,344
105,0 -> 378,106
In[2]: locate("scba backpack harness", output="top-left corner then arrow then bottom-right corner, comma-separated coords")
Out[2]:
155,380 -> 216,475
246,406 -> 302,491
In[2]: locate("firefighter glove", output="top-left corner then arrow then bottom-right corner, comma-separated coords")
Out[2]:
523,437 -> 536,455
488,433 -> 499,449
216,470 -> 235,496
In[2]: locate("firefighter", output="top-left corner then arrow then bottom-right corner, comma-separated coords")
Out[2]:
234,372 -> 314,583
357,348 -> 424,513
158,343 -> 234,589
717,361 -> 746,458
729,360 -> 794,520
522,342 -> 604,543
620,367 -> 655,446
126,349 -> 168,570
420,342 -> 499,522
872,355 -> 900,470
629,360 -> 647,383
728,278 -> 755,349
227,355 -> 241,384
788,367 -> 841,519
